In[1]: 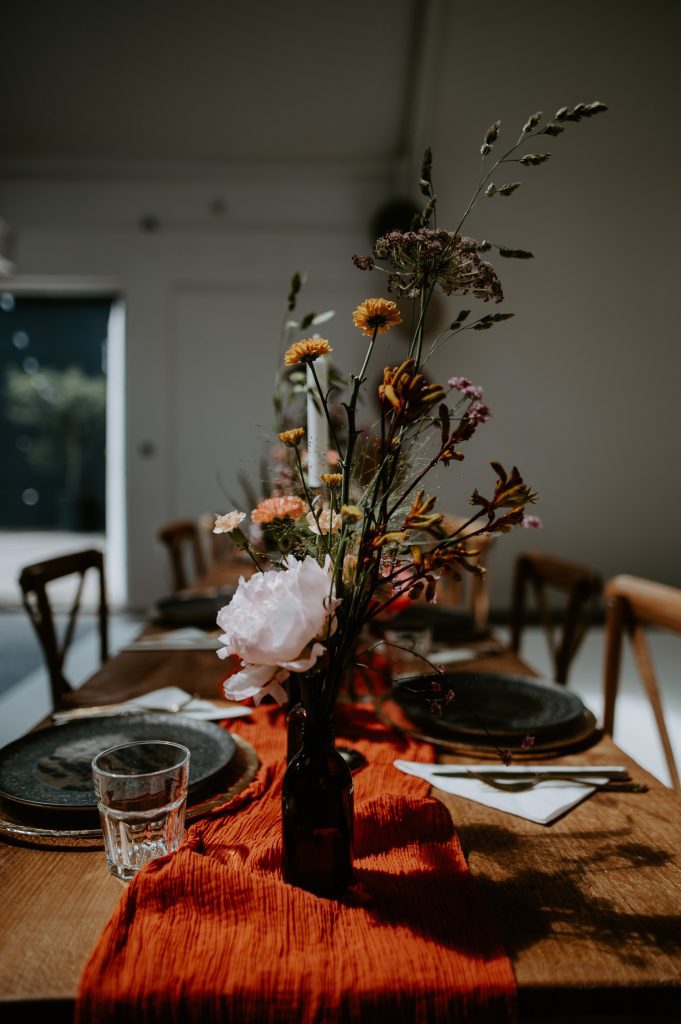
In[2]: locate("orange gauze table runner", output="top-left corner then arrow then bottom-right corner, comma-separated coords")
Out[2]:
77,704 -> 516,1023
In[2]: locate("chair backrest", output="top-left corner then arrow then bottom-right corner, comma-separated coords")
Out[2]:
510,551 -> 602,685
436,516 -> 495,631
18,548 -> 108,707
603,574 -> 680,793
156,518 -> 207,591
199,512 -> 236,566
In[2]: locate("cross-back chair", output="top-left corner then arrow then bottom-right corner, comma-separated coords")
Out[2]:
510,550 -> 602,686
603,574 -> 680,793
156,518 -> 207,592
199,512 -> 235,566
19,548 -> 108,708
436,516 -> 495,631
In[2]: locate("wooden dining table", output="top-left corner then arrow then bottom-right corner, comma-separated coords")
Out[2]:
1,581 -> 680,1022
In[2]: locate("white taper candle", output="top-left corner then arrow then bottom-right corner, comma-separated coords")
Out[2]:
306,355 -> 328,487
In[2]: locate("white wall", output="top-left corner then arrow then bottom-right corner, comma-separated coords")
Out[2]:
422,0 -> 681,604
1,0 -> 679,611
0,167 -> 391,608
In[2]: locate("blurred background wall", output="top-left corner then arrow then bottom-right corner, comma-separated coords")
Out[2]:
1,0 -> 679,611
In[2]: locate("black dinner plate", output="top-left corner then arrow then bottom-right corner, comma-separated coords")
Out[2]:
0,713 -> 236,821
392,671 -> 585,739
154,587 -> 235,628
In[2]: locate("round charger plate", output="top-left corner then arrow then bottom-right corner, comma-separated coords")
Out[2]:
0,733 -> 259,849
0,712 -> 236,815
391,671 -> 585,738
375,691 -> 599,758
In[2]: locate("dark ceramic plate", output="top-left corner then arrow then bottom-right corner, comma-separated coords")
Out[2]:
392,672 -> 585,738
154,588 -> 235,628
0,713 -> 236,815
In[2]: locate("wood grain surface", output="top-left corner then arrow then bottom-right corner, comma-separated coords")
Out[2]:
1,602 -> 679,1021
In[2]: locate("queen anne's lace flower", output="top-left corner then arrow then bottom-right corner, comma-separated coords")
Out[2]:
358,228 -> 503,302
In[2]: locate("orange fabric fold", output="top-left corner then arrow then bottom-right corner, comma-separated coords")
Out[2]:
77,704 -> 516,1023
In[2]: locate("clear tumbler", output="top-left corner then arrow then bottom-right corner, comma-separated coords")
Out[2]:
92,740 -> 190,881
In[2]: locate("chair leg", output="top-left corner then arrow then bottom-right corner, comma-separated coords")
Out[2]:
509,561 -> 526,653
603,596 -> 625,737
628,623 -> 681,793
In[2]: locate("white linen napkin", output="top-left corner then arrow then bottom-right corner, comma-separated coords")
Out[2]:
393,760 -> 629,825
123,687 -> 250,720
53,687 -> 251,722
125,628 -> 221,651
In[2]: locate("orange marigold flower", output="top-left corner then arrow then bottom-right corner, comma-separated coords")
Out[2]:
284,337 -> 333,366
379,358 -> 446,420
352,298 -> 402,336
279,427 -> 305,447
320,473 -> 343,487
251,495 -> 307,524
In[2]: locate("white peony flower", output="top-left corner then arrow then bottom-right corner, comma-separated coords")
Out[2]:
216,555 -> 340,705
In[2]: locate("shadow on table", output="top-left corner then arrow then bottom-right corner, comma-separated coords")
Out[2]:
454,821 -> 681,966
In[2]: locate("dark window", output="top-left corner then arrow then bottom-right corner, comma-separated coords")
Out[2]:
0,294 -> 112,531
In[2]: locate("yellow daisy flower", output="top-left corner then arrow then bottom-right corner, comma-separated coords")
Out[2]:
352,298 -> 402,336
279,427 -> 305,447
284,338 -> 333,366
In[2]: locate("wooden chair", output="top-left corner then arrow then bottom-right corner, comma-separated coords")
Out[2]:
510,551 -> 602,685
199,512 -> 236,566
603,575 -> 680,793
19,549 -> 108,708
156,518 -> 206,591
436,516 -> 495,631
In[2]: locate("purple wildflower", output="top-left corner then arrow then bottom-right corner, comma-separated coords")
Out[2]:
468,401 -> 491,425
352,254 -> 374,271
522,515 -> 543,529
448,376 -> 483,402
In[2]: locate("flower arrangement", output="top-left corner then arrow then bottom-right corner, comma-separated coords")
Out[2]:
214,101 -> 608,725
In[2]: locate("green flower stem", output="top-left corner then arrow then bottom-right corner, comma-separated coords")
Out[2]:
421,312 -> 508,368
341,327 -> 378,509
386,446 -> 444,521
407,280 -> 437,369
292,446 -> 332,558
433,507 -> 490,551
455,126 -> 544,235
231,528 -> 265,573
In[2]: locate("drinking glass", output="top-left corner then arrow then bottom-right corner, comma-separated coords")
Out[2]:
92,740 -> 190,881
383,626 -> 434,680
